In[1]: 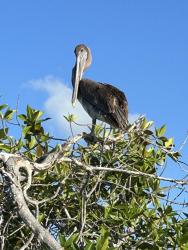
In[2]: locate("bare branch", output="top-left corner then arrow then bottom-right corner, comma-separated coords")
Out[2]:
70,158 -> 188,185
0,155 -> 63,250
20,233 -> 34,250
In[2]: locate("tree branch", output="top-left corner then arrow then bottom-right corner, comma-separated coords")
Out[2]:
1,155 -> 63,250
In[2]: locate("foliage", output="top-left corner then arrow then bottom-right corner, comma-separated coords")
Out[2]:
0,103 -> 188,249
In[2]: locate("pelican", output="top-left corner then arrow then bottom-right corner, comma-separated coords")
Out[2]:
71,44 -> 128,131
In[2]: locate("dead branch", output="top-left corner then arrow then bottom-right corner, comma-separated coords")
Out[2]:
0,155 -> 63,250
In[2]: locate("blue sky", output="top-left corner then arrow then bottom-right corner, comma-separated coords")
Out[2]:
0,1 -> 188,166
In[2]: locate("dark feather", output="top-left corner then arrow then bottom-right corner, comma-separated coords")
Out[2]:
78,79 -> 128,130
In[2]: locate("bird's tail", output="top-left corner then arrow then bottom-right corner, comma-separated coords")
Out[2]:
115,107 -> 129,131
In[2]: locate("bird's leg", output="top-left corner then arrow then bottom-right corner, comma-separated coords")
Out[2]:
91,118 -> 96,134
84,119 -> 97,144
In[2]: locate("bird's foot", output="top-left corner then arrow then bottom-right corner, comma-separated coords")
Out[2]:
83,132 -> 100,144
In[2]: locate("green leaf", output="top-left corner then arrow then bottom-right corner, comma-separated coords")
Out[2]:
0,143 -> 11,152
168,151 -> 181,161
165,205 -> 172,214
41,117 -> 51,122
38,213 -> 45,222
32,111 -> 44,121
156,125 -> 166,137
36,145 -> 43,157
94,124 -> 104,135
4,109 -> 16,120
104,207 -> 110,219
181,241 -> 188,250
27,105 -> 33,120
64,233 -> 78,247
28,137 -> 36,149
0,128 -> 8,139
96,231 -> 109,250
144,129 -> 153,135
0,104 -> 8,111
85,242 -> 96,250
64,114 -> 77,123
165,138 -> 174,148
16,138 -> 23,150
137,242 -> 156,249
22,126 -> 32,136
159,136 -> 168,142
18,114 -> 27,121
179,232 -> 188,245
59,234 -> 66,245
142,119 -> 154,129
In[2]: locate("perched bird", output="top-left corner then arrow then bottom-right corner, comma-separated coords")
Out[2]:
71,44 -> 128,131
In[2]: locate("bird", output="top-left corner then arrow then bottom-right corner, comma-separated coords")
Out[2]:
71,44 -> 128,132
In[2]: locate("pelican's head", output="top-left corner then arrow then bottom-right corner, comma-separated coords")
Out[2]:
72,44 -> 92,107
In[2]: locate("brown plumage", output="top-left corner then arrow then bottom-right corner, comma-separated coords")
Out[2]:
71,44 -> 128,130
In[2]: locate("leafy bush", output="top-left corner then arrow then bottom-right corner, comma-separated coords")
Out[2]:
0,103 -> 188,249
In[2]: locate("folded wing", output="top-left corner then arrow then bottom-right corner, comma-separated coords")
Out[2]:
78,79 -> 128,130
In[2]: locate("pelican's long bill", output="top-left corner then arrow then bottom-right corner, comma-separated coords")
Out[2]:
72,50 -> 87,107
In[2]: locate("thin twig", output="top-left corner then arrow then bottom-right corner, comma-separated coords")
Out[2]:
179,131 -> 188,152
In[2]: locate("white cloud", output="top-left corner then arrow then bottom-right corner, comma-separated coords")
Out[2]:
29,76 -> 91,136
29,76 -> 139,136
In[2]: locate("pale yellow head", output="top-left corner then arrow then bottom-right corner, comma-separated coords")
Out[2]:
72,44 -> 92,107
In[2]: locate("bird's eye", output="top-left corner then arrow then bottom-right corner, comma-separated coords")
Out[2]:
81,48 -> 84,52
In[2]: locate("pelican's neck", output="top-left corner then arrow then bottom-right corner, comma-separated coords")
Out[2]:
85,48 -> 92,70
